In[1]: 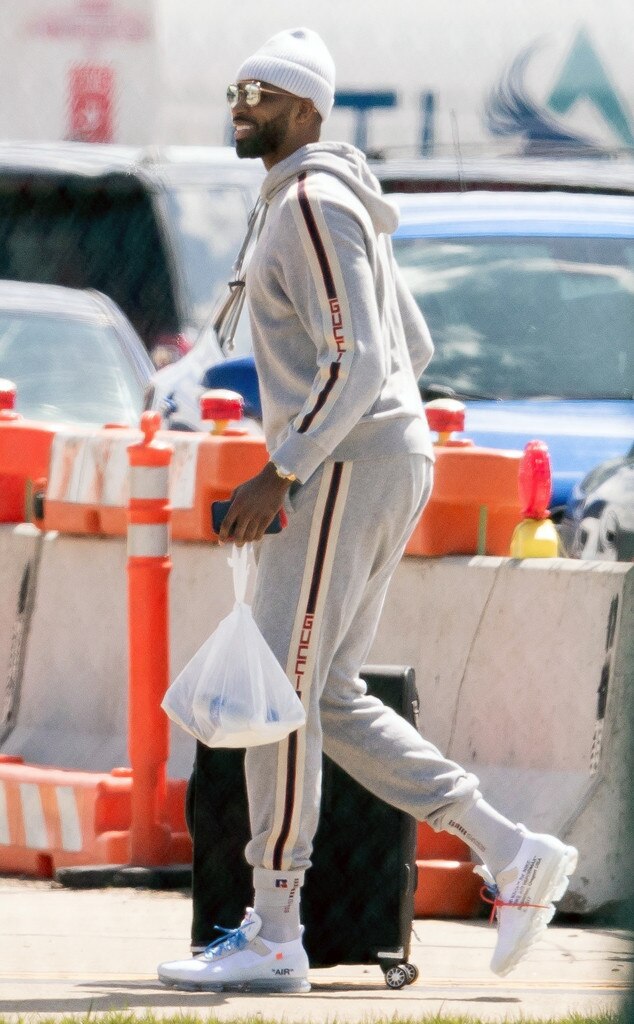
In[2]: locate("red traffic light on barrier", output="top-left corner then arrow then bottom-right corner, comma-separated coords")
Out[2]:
0,379 -> 17,411
424,399 -> 465,438
200,389 -> 244,425
518,440 -> 552,519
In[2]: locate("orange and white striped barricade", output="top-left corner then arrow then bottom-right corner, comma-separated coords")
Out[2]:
0,755 -> 190,877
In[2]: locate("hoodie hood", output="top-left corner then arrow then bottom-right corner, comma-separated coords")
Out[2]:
260,141 -> 399,235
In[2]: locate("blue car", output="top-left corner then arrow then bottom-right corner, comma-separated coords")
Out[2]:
195,190 -> 633,513
392,191 -> 634,512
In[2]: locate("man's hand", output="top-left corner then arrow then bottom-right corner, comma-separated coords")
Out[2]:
218,462 -> 292,546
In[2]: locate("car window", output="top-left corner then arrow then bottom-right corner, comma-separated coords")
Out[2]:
164,185 -> 254,331
0,310 -> 146,425
393,234 -> 634,400
0,176 -> 179,349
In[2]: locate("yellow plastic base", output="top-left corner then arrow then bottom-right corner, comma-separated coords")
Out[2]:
510,518 -> 559,558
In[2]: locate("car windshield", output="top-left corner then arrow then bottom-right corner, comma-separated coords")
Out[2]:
0,176 -> 178,349
0,310 -> 146,425
393,234 -> 634,400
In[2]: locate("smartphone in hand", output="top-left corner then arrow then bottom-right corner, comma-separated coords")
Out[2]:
211,499 -> 288,536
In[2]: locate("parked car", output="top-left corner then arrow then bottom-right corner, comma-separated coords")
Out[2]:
392,190 -> 634,512
0,280 -> 153,427
559,447 -> 634,561
0,142 -> 263,367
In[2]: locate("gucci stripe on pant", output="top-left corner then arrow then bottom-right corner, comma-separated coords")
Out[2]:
245,452 -> 480,876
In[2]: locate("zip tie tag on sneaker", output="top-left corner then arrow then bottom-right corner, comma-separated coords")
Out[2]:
479,885 -> 550,924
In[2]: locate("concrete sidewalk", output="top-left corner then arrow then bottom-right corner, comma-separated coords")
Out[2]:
0,876 -> 631,1022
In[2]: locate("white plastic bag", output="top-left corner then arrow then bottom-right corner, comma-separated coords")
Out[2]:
161,544 -> 306,747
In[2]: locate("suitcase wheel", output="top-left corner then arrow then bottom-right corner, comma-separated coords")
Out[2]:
382,961 -> 419,989
384,964 -> 408,989
402,962 -> 419,984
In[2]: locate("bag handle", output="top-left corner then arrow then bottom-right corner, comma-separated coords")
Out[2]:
228,543 -> 250,604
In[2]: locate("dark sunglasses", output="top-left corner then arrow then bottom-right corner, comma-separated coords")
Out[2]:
226,82 -> 288,108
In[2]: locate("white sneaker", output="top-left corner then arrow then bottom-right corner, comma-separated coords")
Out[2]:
158,908 -> 310,993
476,827 -> 578,977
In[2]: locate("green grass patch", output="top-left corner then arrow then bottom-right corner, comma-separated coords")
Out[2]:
0,1012 -> 628,1024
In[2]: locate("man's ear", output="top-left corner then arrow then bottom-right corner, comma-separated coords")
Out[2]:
297,97 -> 319,126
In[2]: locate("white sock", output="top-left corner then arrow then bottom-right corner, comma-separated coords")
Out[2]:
441,797 -> 524,878
253,867 -> 304,943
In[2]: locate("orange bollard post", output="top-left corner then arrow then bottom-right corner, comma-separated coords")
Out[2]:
126,411 -> 173,865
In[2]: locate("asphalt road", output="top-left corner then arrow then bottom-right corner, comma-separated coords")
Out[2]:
0,876 -> 631,1021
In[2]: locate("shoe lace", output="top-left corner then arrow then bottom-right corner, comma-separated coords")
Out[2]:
473,863 -> 549,923
203,922 -> 250,959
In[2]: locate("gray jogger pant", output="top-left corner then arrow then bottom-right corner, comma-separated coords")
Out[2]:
245,453 -> 480,873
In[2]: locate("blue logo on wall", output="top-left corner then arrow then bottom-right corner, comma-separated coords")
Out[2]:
486,28 -> 634,156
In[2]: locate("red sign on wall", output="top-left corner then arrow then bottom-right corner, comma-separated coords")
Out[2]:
69,64 -> 114,142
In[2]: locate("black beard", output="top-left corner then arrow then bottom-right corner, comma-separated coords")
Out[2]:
235,109 -> 288,159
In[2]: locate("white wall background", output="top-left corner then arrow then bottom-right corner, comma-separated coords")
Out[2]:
0,0 -> 632,155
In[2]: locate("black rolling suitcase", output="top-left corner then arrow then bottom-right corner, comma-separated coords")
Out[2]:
186,665 -> 420,989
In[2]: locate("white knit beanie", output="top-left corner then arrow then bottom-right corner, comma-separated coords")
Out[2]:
236,28 -> 336,122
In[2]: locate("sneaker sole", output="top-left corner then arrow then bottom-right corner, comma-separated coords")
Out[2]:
159,975 -> 311,994
492,843 -> 578,977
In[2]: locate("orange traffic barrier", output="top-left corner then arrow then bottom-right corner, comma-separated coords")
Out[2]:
42,423 -> 133,536
406,400 -> 522,557
416,820 -> 471,861
414,821 -> 482,918
0,756 -> 190,877
170,431 -> 267,541
43,429 -> 268,541
0,412 -> 192,877
415,860 -> 483,918
0,379 -> 58,524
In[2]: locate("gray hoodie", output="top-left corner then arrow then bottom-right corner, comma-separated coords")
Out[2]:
246,141 -> 435,483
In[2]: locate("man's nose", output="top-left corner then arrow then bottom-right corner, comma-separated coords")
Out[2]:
232,96 -> 251,117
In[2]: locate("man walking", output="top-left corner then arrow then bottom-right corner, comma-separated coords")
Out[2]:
158,27 -> 577,993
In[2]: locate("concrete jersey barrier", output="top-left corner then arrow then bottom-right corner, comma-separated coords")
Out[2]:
0,523 -> 632,911
369,555 -> 634,913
